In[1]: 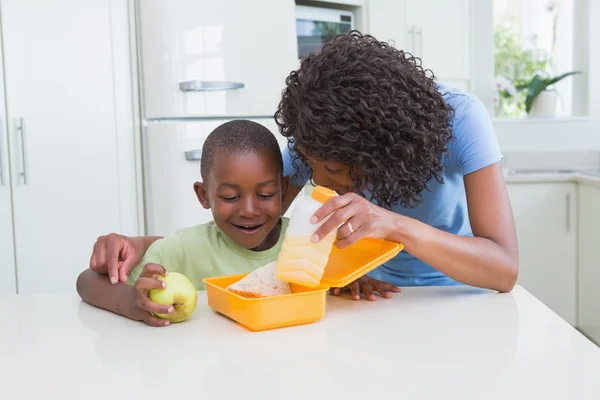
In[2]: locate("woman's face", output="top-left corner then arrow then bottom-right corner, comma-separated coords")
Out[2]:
297,147 -> 354,195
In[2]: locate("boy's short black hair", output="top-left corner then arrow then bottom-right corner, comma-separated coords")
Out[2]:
200,119 -> 283,181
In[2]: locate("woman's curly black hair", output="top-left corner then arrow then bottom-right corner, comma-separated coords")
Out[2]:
275,30 -> 454,209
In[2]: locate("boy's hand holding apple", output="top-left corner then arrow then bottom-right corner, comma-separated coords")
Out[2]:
125,263 -> 174,327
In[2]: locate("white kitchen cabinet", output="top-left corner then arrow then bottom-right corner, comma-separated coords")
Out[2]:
0,29 -> 17,294
366,0 -> 409,50
0,0 -> 139,293
367,0 -> 471,81
507,182 -> 577,325
0,126 -> 16,295
137,0 -> 299,119
144,119 -> 294,237
578,184 -> 600,344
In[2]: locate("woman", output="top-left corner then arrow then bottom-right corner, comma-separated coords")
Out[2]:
90,31 -> 518,299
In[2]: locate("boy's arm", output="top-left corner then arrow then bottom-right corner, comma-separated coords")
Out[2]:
76,266 -> 174,326
76,269 -> 140,320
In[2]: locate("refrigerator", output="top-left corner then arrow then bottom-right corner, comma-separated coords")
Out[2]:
137,0 -> 301,236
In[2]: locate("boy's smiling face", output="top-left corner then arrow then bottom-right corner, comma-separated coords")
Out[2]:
194,150 -> 288,250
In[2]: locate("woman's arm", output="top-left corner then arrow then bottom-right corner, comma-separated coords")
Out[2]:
311,161 -> 518,293
390,162 -> 518,292
89,234 -> 163,283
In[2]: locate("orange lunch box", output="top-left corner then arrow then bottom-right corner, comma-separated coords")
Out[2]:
203,238 -> 403,331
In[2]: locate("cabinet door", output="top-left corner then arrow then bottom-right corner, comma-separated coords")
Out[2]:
2,0 -> 138,293
138,0 -> 299,119
408,0 -> 471,81
0,36 -> 16,294
578,184 -> 600,344
507,183 -> 577,325
0,125 -> 16,294
367,0 -> 409,50
145,119 -> 295,237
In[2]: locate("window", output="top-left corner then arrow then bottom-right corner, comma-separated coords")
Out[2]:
493,0 -> 580,118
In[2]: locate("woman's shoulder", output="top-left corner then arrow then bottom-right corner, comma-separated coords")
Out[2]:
437,83 -> 493,139
436,83 -> 484,119
436,84 -> 501,174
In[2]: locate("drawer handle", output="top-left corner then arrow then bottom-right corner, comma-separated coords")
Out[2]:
179,80 -> 245,92
17,117 -> 28,185
184,150 -> 202,161
565,192 -> 570,231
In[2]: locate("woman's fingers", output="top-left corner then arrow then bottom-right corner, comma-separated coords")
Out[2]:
335,222 -> 367,249
336,216 -> 362,240
312,203 -> 361,244
106,234 -> 125,284
92,236 -> 108,271
311,194 -> 355,224
90,247 -> 98,270
119,249 -> 140,284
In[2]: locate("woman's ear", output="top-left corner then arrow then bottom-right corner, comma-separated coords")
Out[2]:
194,182 -> 211,209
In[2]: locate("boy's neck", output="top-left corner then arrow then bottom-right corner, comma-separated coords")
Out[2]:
251,219 -> 282,252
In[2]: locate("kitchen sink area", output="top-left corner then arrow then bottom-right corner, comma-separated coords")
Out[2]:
503,167 -> 600,183
505,168 -> 600,175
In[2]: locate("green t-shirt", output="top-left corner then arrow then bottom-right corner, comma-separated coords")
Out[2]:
127,218 -> 289,290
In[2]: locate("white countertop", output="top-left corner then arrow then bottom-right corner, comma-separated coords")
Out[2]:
503,169 -> 600,187
1,285 -> 599,399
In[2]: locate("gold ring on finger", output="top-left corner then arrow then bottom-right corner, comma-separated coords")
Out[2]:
347,222 -> 354,234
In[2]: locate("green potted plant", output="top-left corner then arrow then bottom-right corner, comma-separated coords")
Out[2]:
518,71 -> 581,117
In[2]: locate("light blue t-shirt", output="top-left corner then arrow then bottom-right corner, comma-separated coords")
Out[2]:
282,84 -> 503,287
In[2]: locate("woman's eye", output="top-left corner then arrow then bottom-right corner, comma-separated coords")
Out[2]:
325,166 -> 340,174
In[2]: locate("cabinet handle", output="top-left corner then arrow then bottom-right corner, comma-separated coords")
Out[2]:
179,80 -> 245,92
565,192 -> 570,231
184,150 -> 201,161
17,117 -> 28,185
0,118 -> 4,186
415,26 -> 422,56
408,25 -> 415,53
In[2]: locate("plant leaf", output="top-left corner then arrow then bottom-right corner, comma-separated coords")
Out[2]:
525,75 -> 546,113
525,71 -> 581,113
545,71 -> 581,87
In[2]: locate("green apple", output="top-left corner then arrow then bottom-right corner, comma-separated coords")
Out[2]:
149,272 -> 197,323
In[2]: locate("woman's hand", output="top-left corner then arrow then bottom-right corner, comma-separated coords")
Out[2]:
330,276 -> 401,301
310,192 -> 400,248
89,233 -> 146,284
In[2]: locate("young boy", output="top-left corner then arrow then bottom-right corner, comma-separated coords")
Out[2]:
76,120 -> 290,327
